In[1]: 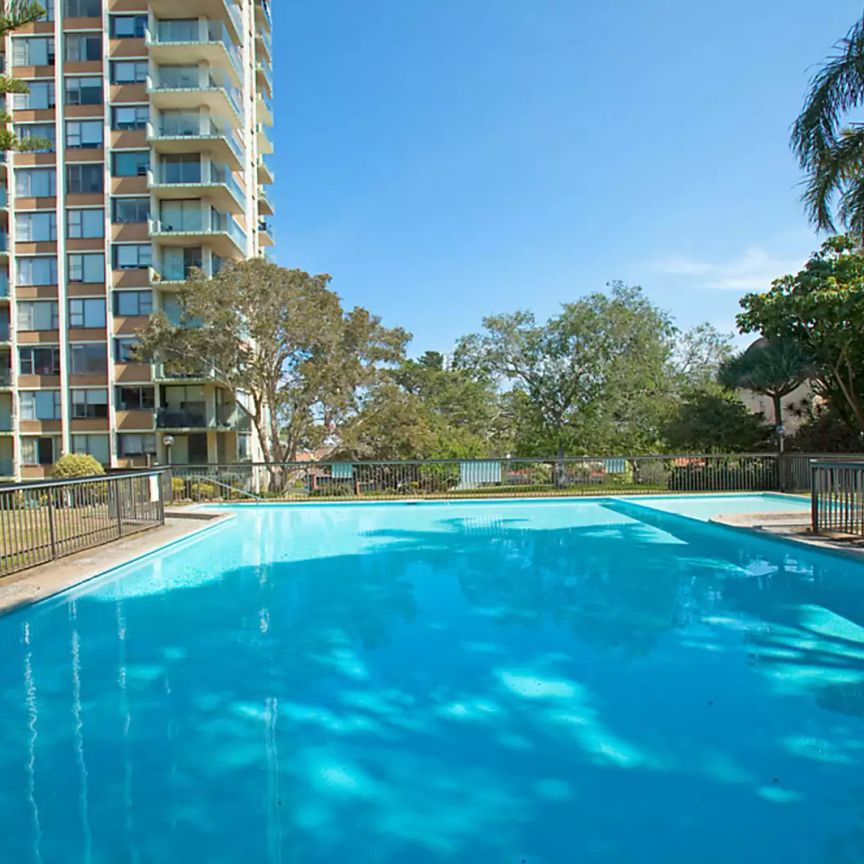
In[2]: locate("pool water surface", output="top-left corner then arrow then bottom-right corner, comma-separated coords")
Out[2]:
0,496 -> 862,863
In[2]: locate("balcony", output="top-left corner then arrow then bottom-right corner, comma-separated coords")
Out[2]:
148,118 -> 244,170
256,60 -> 273,98
157,406 -> 207,429
256,123 -> 273,156
0,187 -> 7,209
150,210 -> 247,257
148,20 -> 243,87
148,67 -> 243,124
256,24 -> 272,62
256,0 -> 272,32
150,162 -> 245,214
0,368 -> 12,388
0,232 -> 7,256
258,186 -> 273,216
149,0 -> 244,43
0,458 -> 13,477
256,94 -> 273,127
258,218 -> 274,247
155,363 -> 213,383
257,156 -> 274,185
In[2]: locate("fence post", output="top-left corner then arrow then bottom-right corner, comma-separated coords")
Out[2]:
811,461 -> 819,534
46,489 -> 58,560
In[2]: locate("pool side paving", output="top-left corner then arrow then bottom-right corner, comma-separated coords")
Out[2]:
0,509 -> 232,616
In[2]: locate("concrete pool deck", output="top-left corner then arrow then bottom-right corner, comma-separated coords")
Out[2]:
712,511 -> 864,555
0,509 -> 231,616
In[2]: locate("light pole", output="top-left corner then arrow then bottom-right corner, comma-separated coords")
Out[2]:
163,434 -> 175,467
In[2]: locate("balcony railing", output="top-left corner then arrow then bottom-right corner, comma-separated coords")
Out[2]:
151,211 -> 247,250
149,69 -> 243,120
151,161 -> 244,205
150,118 -> 244,164
149,20 -> 242,80
0,233 -> 8,253
157,407 -> 207,429
0,369 -> 11,386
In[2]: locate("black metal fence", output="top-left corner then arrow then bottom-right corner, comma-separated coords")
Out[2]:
169,454 -> 784,502
0,469 -> 168,578
811,460 -> 864,537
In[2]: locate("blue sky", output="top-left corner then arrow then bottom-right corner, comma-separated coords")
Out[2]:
270,1 -> 861,354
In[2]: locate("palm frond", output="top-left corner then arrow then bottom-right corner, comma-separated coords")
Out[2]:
801,124 -> 864,231
792,14 -> 864,167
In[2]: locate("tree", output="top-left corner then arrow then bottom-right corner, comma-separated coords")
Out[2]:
663,386 -> 772,453
138,260 -> 409,474
674,323 -> 734,390
718,338 -> 813,429
455,283 -> 678,465
737,235 -> 864,432
791,11 -> 864,235
0,3 -> 51,151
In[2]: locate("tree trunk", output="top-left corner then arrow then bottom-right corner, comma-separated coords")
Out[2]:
554,441 -> 565,489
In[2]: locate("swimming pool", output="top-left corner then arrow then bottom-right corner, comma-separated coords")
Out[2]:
1,496 -> 862,863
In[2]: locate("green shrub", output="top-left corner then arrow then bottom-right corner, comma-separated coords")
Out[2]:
53,453 -> 105,479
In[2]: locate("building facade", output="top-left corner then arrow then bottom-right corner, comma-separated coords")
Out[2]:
1,0 -> 274,479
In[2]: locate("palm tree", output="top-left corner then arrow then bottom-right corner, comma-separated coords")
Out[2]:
791,13 -> 864,234
718,339 -> 813,434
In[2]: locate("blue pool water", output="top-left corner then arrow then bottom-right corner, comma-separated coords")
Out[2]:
1,496 -> 863,863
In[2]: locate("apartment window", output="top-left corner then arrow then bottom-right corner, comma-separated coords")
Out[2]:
112,151 -> 149,177
15,168 -> 56,198
111,61 -> 148,84
69,343 -> 107,375
158,109 -> 202,137
117,433 -> 156,457
113,244 -> 151,270
17,257 -> 58,286
12,81 -> 55,110
112,105 -> 148,131
65,76 -> 102,106
38,1 -> 54,21
66,120 -> 103,149
19,346 -> 60,376
11,37 -> 55,66
161,154 -> 201,184
69,298 -> 106,329
71,389 -> 108,419
67,253 -> 105,284
21,437 -> 59,466
67,208 -> 104,239
17,301 -> 59,331
64,0 -> 101,17
15,212 -> 57,243
159,200 -> 201,232
65,33 -> 101,62
19,391 -> 61,421
162,247 -> 203,281
115,290 -> 152,317
71,434 -> 110,464
112,197 -> 149,224
114,337 -> 139,363
116,386 -> 154,410
15,124 -> 55,152
157,64 -> 199,89
67,164 -> 103,194
110,15 -> 146,38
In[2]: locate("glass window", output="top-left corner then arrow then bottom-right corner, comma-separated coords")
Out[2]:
65,33 -> 101,61
160,154 -> 201,184
19,346 -> 60,375
17,257 -> 58,286
64,0 -> 101,18
17,301 -> 59,331
111,61 -> 148,84
15,124 -> 55,152
15,168 -> 56,198
114,337 -> 139,363
67,253 -> 105,284
20,390 -> 61,421
115,290 -> 152,317
71,389 -> 108,419
110,15 -> 146,38
157,64 -> 199,89
65,76 -> 102,106
117,433 -> 156,457
71,434 -> 110,464
159,199 -> 201,232
66,120 -> 103,149
112,105 -> 148,131
15,211 -> 56,242
112,197 -> 149,224
116,386 -> 154,410
67,208 -> 104,239
21,437 -> 60,466
112,150 -> 149,177
67,164 -> 103,194
12,80 -> 55,110
69,343 -> 107,375
112,244 -> 151,270
69,298 -> 106,328
11,37 -> 55,66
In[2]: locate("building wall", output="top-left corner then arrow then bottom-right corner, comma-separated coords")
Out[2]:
3,0 -> 274,478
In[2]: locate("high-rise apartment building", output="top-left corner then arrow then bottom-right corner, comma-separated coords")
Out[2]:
0,0 -> 274,479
